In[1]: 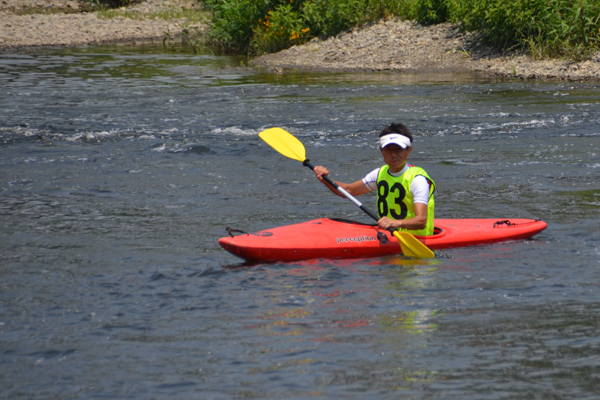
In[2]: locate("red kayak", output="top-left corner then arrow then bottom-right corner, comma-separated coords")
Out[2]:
219,218 -> 547,263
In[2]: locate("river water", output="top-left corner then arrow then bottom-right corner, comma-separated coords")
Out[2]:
1,45 -> 599,399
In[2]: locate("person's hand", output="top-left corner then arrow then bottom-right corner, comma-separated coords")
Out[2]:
313,166 -> 329,182
378,217 -> 401,231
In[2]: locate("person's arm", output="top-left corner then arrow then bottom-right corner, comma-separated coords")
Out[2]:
378,203 -> 428,231
313,166 -> 371,198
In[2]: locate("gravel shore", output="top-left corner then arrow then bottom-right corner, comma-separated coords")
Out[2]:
0,0 -> 201,49
2,1 -> 599,81
255,19 -> 600,81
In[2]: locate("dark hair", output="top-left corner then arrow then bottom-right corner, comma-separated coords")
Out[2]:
379,123 -> 413,143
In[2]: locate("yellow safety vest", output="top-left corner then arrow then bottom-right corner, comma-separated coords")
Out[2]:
376,165 -> 436,236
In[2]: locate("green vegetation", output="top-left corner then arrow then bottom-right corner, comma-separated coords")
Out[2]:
203,0 -> 600,61
203,0 -> 410,54
454,0 -> 600,61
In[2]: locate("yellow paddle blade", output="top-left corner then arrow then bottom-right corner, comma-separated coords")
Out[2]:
392,231 -> 435,259
259,127 -> 306,162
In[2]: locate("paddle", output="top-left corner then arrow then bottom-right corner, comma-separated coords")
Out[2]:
258,127 -> 435,259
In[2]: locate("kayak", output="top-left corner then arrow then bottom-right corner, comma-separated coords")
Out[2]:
218,217 -> 547,263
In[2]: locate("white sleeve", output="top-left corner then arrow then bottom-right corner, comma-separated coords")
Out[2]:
362,168 -> 380,191
411,175 -> 431,205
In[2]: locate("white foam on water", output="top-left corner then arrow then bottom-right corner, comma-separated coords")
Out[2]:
169,145 -> 187,153
137,135 -> 156,140
210,126 -> 258,136
151,144 -> 166,152
66,130 -> 118,142
501,119 -> 555,128
0,125 -> 46,138
484,112 -> 515,118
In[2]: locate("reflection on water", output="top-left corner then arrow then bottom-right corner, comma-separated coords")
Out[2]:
1,43 -> 599,399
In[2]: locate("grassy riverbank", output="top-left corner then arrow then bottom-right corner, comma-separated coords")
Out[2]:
204,0 -> 600,61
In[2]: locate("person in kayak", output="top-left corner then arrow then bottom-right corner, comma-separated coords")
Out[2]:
314,123 -> 436,236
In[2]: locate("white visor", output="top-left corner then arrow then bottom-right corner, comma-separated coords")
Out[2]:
380,134 -> 412,149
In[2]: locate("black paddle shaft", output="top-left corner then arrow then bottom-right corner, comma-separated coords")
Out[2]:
303,159 -> 381,223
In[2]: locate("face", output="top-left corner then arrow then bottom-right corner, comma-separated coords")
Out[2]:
380,144 -> 412,172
